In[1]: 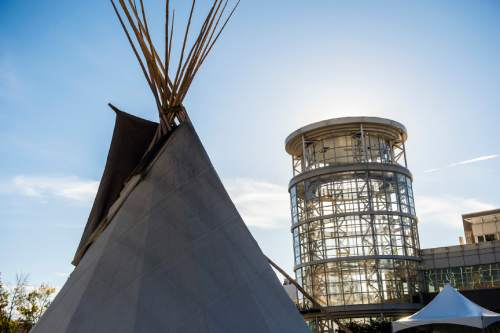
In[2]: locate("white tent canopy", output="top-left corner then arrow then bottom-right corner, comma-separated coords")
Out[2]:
393,284 -> 500,332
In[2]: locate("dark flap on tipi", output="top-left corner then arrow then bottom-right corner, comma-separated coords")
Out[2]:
72,108 -> 157,265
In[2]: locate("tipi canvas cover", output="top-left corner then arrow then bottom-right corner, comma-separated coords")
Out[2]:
31,1 -> 310,332
31,120 -> 309,333
392,284 -> 500,332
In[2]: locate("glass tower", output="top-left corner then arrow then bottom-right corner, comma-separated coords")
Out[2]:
285,117 -> 421,331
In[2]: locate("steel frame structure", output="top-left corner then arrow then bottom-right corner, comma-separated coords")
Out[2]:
285,117 -> 422,332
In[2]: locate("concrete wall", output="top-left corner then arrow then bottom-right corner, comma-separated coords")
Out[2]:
471,221 -> 500,241
421,240 -> 500,270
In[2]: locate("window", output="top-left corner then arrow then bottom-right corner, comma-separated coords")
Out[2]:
296,259 -> 419,307
293,133 -> 407,174
424,263 -> 500,291
485,234 -> 496,242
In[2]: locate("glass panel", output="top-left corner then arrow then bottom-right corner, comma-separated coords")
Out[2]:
295,132 -> 406,173
424,263 -> 500,291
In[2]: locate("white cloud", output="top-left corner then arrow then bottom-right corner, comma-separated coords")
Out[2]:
5,175 -> 292,228
448,154 -> 499,167
416,195 -> 496,227
223,179 -> 498,233
224,178 -> 290,229
424,154 -> 498,173
9,175 -> 98,202
423,168 -> 441,173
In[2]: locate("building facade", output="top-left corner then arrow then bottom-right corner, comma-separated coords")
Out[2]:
422,240 -> 500,293
462,209 -> 500,244
285,117 -> 422,331
420,210 -> 500,313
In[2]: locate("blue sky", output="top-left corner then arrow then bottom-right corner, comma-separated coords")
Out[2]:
1,0 -> 500,290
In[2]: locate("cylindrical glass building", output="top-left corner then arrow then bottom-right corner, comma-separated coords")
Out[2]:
285,117 -> 421,330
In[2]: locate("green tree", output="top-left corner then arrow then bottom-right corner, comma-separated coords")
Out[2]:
16,284 -> 55,331
0,274 -> 11,333
0,273 -> 55,333
0,274 -> 27,333
341,318 -> 392,333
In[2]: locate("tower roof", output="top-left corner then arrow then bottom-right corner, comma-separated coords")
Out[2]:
285,116 -> 407,156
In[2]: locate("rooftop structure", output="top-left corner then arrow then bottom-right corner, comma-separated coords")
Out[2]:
421,240 -> 500,293
285,117 -> 409,176
421,208 -> 500,312
462,209 -> 500,244
286,116 -> 421,331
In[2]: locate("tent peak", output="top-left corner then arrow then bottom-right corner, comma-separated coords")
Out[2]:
393,284 -> 500,332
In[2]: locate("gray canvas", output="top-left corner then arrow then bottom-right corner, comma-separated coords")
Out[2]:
31,123 -> 309,333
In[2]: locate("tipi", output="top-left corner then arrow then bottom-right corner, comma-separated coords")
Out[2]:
30,1 -> 310,332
